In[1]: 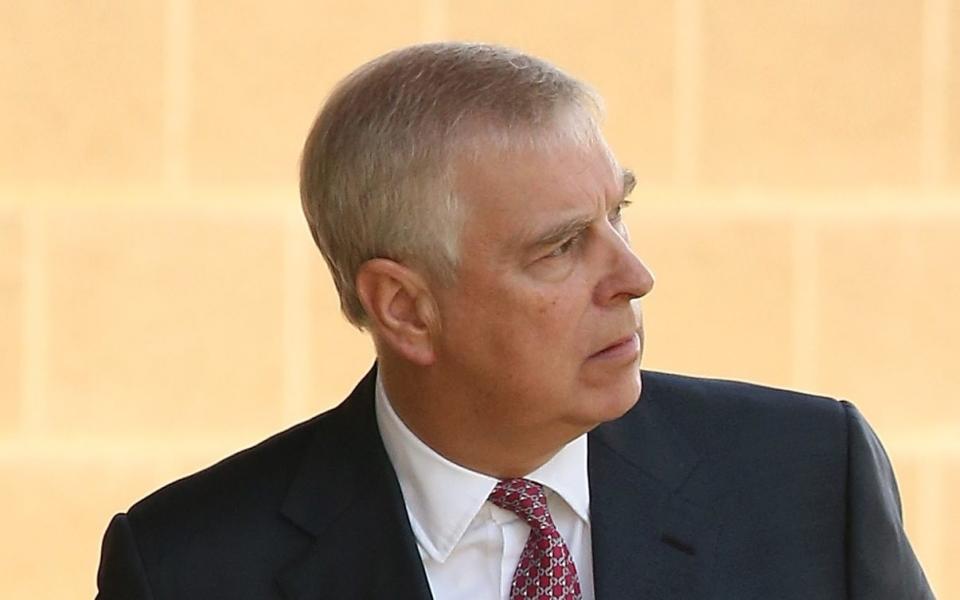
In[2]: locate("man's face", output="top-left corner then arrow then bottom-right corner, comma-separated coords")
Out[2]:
429,133 -> 654,445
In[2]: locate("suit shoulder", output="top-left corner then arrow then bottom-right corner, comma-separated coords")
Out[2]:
641,370 -> 841,417
638,370 -> 847,452
126,403 -> 342,530
103,367 -> 380,596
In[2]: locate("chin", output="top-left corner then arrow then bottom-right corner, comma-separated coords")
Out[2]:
612,370 -> 643,415
581,370 -> 642,427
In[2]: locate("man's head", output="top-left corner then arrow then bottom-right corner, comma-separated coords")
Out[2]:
301,42 -> 654,474
300,42 -> 605,328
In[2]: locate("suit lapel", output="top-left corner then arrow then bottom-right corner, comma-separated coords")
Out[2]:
272,367 -> 719,599
589,377 -> 718,600
275,366 -> 433,600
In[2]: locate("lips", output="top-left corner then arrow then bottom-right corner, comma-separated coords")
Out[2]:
589,333 -> 640,360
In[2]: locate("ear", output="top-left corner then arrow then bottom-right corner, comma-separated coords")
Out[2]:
355,258 -> 439,366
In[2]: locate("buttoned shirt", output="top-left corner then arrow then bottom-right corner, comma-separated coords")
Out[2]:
375,374 -> 595,600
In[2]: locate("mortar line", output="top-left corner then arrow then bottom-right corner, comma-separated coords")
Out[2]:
281,211 -> 311,424
163,0 -> 193,191
420,0 -> 448,41
920,0 -> 951,187
790,217 -> 819,391
674,0 -> 702,186
916,459 -> 945,594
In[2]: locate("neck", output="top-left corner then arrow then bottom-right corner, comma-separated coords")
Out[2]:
377,359 -> 581,479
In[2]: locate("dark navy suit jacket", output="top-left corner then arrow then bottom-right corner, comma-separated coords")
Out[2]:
96,368 -> 934,599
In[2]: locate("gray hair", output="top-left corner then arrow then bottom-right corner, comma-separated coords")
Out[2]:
300,42 -> 604,328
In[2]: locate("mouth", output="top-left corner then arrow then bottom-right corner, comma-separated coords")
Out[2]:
588,333 -> 641,362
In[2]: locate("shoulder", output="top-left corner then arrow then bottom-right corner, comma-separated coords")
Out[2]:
624,372 -> 852,547
632,373 -> 932,597
640,369 -> 840,414
118,370 -> 376,563
98,369 -> 381,596
640,369 -> 844,427
636,370 -> 849,466
125,368 -> 377,530
95,409 -> 338,596
115,407 -> 343,578
128,407 -> 337,526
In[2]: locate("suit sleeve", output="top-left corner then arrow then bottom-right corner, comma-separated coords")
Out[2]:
96,513 -> 154,600
842,401 -> 935,599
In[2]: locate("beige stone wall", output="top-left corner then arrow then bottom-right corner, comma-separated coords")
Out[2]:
2,1 -> 957,597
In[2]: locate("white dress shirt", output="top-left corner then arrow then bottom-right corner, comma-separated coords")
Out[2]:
375,374 -> 595,600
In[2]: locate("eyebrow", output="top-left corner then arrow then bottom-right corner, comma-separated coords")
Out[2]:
524,168 -> 638,251
528,215 -> 595,251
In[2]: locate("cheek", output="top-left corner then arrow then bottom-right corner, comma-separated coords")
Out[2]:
533,290 -> 559,316
477,290 -> 573,365
526,290 -> 588,355
450,273 -> 591,366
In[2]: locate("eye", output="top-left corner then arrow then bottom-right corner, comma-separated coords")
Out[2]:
546,233 -> 583,258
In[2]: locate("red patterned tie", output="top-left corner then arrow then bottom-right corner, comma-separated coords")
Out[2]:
488,478 -> 583,599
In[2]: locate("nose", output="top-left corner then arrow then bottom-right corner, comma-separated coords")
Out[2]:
593,228 -> 655,306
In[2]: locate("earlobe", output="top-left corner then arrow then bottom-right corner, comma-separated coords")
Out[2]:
355,259 -> 437,366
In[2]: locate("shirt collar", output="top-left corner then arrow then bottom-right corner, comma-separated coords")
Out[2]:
374,373 -> 590,563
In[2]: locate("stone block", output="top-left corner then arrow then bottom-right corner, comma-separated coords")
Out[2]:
948,3 -> 960,184
43,206 -> 287,437
0,209 -> 21,434
0,1 -> 165,183
189,0 -> 423,185
628,210 -> 795,387
701,0 -> 922,187
940,458 -> 960,597
815,216 -> 960,434
884,451 -> 951,597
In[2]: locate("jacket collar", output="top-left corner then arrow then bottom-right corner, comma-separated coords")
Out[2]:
274,367 -> 716,600
276,365 -> 433,600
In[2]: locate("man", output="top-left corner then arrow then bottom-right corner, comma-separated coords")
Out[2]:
97,42 -> 933,599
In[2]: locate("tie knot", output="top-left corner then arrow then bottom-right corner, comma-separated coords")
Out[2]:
488,478 -> 555,532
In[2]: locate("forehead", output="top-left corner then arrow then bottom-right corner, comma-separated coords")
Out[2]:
453,137 -> 622,254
